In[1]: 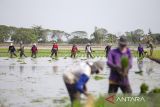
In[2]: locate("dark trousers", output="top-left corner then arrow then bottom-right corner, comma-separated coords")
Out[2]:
31,52 -> 37,58
10,52 -> 17,58
71,52 -> 76,58
86,52 -> 93,58
51,50 -> 57,57
20,51 -> 26,58
64,82 -> 80,107
108,84 -> 132,94
139,52 -> 143,58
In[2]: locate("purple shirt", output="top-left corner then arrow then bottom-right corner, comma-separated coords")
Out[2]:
138,46 -> 144,53
107,48 -> 132,85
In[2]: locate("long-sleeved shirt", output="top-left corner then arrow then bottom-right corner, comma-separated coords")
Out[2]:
31,46 -> 38,53
63,62 -> 91,93
138,46 -> 144,53
71,46 -> 78,52
8,46 -> 16,52
107,48 -> 132,85
85,45 -> 92,53
52,44 -> 58,50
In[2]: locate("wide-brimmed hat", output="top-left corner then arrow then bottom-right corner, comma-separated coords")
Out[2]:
93,61 -> 104,73
119,36 -> 128,45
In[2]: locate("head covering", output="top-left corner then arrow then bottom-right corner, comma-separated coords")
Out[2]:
33,43 -> 36,46
10,43 -> 13,46
93,61 -> 104,73
119,36 -> 128,45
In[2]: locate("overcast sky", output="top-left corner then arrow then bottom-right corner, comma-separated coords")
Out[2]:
0,0 -> 160,35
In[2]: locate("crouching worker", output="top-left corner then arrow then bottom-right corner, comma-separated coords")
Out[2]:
71,44 -> 78,58
85,43 -> 93,58
8,43 -> 17,58
50,42 -> 58,58
31,43 -> 38,58
63,61 -> 104,107
18,42 -> 27,58
137,44 -> 144,58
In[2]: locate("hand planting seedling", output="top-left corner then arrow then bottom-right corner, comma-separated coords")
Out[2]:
119,56 -> 129,77
121,56 -> 129,69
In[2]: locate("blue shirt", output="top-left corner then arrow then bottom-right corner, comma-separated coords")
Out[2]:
75,74 -> 89,93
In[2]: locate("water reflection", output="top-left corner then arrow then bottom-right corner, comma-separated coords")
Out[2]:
9,65 -> 14,71
146,60 -> 154,75
31,58 -> 37,64
0,57 -> 160,107
135,58 -> 144,75
20,65 -> 24,73
53,66 -> 58,74
32,65 -> 36,72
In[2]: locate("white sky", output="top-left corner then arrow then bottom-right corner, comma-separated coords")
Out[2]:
0,0 -> 160,35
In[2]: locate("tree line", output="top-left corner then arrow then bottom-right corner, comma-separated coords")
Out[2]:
0,25 -> 160,44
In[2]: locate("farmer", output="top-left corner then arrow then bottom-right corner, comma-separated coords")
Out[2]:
18,42 -> 27,58
8,43 -> 17,58
31,43 -> 38,58
107,36 -> 132,94
63,61 -> 104,106
147,41 -> 154,56
50,42 -> 58,58
105,44 -> 111,57
71,44 -> 78,58
85,43 -> 93,58
137,44 -> 144,58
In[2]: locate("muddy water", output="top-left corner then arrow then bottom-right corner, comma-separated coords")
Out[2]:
0,57 -> 160,107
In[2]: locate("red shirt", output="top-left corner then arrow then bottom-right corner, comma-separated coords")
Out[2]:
52,44 -> 58,50
71,46 -> 78,52
31,46 -> 37,52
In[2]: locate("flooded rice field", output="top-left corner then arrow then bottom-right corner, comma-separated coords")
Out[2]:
0,57 -> 160,107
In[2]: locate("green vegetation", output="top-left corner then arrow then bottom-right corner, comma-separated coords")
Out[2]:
149,88 -> 160,93
140,83 -> 149,94
1,25 -> 160,45
93,75 -> 105,80
0,48 -> 105,57
1,48 -> 160,59
121,56 -> 129,68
